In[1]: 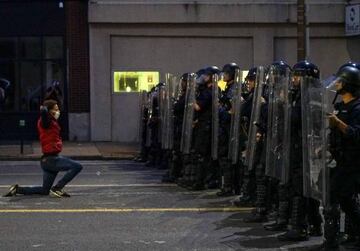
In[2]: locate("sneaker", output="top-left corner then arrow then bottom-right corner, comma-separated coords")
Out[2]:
3,184 -> 18,197
50,187 -> 71,198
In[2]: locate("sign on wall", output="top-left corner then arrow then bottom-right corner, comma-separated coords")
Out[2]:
346,4 -> 360,36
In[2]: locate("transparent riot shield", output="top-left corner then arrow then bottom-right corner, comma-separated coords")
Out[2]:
244,66 -> 266,170
228,69 -> 243,164
265,67 -> 291,183
301,76 -> 327,203
145,92 -> 154,147
211,73 -> 220,160
180,73 -> 197,154
159,84 -> 167,149
138,90 -> 148,145
321,80 -> 340,207
164,74 -> 177,150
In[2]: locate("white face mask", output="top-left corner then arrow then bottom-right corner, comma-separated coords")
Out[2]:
54,111 -> 60,120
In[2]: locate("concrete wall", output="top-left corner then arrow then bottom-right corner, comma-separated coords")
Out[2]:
88,0 -> 360,142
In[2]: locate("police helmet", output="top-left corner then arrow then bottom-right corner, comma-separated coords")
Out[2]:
246,67 -> 257,81
222,63 -> 239,80
339,61 -> 360,71
180,73 -> 190,81
336,66 -> 360,88
293,60 -> 320,79
204,66 -> 221,76
271,60 -> 292,76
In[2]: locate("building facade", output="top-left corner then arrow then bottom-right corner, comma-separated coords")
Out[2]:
1,0 -> 359,143
88,0 -> 360,143
0,0 -> 89,141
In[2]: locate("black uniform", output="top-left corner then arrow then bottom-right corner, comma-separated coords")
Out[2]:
189,84 -> 213,189
325,98 -> 360,247
217,81 -> 238,195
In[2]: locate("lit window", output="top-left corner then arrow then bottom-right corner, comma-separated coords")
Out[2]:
113,71 -> 160,93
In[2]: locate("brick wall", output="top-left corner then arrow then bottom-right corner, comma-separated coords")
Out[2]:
65,1 -> 90,113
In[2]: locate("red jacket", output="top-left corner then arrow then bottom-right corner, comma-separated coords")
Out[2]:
37,116 -> 63,155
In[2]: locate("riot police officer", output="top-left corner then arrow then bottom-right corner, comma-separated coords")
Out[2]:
233,67 -> 258,206
162,73 -> 188,182
146,83 -> 164,168
217,63 -> 240,196
264,60 -> 293,231
278,60 -> 322,241
189,66 -> 219,190
324,65 -> 360,249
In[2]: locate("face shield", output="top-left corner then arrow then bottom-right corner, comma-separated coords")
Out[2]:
326,76 -> 348,107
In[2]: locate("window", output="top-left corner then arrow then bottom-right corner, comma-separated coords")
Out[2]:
44,37 -> 63,59
0,36 -> 65,112
113,71 -> 159,93
20,62 -> 42,111
19,37 -> 41,59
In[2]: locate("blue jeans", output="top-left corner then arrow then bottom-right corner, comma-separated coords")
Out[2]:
17,156 -> 83,195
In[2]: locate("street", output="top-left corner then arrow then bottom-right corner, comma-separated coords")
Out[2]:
0,160 -> 322,251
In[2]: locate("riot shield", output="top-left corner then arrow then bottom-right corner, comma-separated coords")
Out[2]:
321,80 -> 340,207
228,69 -> 243,164
159,84 -> 167,149
244,66 -> 266,170
180,73 -> 197,154
265,67 -> 291,183
301,76 -> 327,203
164,74 -> 177,150
138,90 -> 148,145
211,73 -> 220,160
145,92 -> 154,147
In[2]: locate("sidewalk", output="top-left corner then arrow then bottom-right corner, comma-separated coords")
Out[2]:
0,141 -> 139,160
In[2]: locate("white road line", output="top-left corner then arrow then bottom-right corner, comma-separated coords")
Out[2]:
0,184 -> 178,188
0,172 -> 161,176
0,207 -> 253,213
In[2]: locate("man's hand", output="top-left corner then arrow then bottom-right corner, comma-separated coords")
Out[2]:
327,113 -> 348,134
328,113 -> 340,128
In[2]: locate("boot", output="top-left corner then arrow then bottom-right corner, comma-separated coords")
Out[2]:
323,205 -> 340,249
264,201 -> 288,231
190,154 -> 205,191
278,227 -> 309,241
177,154 -> 191,187
243,207 -> 268,223
246,169 -> 268,223
217,158 -> 234,196
278,197 -> 308,242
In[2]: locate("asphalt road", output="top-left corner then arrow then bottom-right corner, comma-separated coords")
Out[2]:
0,160 -> 323,251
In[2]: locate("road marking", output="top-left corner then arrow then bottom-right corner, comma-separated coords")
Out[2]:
0,172 -> 163,176
0,184 -> 178,188
0,207 -> 253,213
